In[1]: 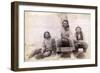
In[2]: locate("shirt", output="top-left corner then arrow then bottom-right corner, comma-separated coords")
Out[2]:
43,38 -> 53,50
61,29 -> 72,39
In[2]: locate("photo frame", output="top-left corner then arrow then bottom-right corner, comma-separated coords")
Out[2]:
11,1 -> 98,71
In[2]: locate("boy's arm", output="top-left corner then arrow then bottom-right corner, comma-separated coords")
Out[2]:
42,40 -> 46,49
61,32 -> 69,39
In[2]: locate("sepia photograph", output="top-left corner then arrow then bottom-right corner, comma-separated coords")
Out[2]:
24,11 -> 90,61
11,2 -> 97,71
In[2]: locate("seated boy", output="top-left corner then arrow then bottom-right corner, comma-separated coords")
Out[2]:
57,20 -> 75,57
73,26 -> 88,53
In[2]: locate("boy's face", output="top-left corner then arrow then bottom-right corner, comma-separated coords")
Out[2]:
63,21 -> 68,27
45,33 -> 50,38
63,21 -> 69,31
76,28 -> 81,32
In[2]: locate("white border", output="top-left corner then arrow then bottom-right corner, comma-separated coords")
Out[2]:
18,5 -> 96,68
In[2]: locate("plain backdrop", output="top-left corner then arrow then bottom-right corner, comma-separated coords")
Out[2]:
24,12 -> 91,61
0,0 -> 100,73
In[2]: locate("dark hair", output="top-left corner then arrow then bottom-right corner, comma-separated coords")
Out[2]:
44,31 -> 51,39
75,26 -> 83,40
75,26 -> 82,31
62,20 -> 69,28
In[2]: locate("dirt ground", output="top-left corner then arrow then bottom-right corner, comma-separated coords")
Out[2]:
25,45 -> 91,62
